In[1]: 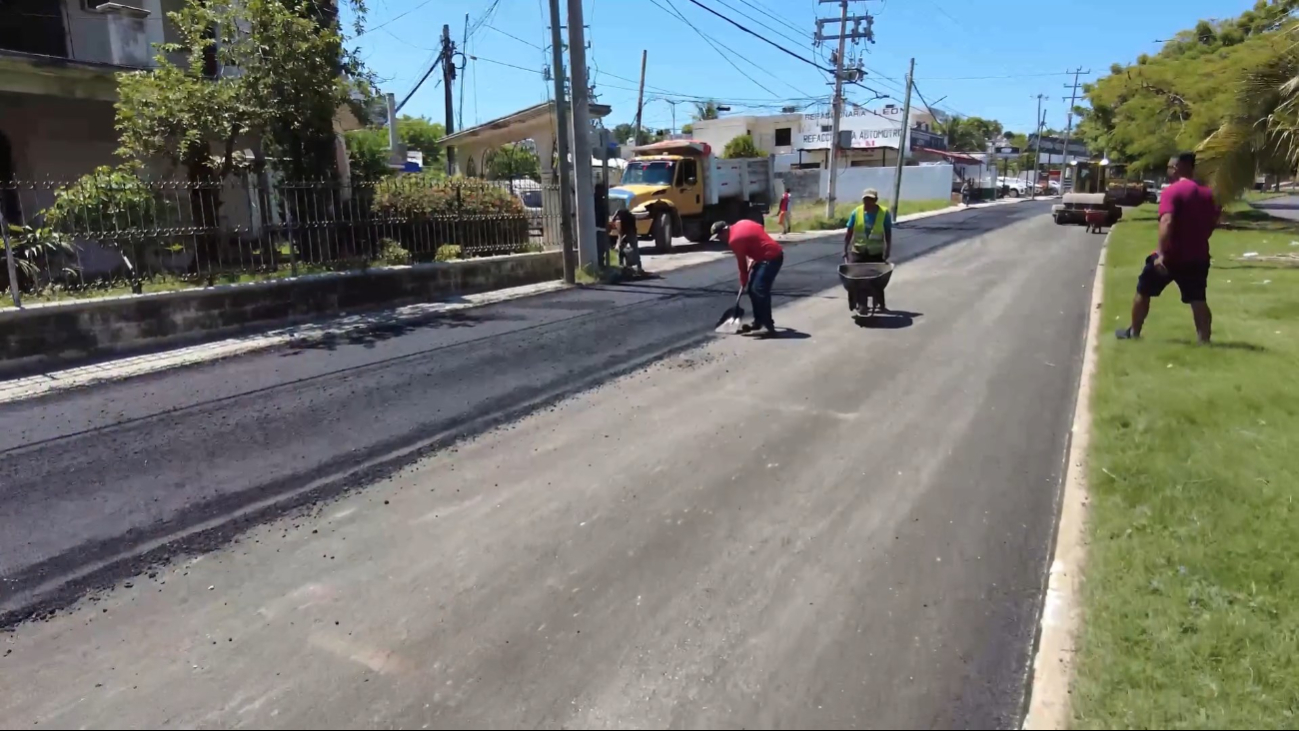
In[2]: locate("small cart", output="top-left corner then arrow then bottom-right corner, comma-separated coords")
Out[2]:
839,262 -> 894,318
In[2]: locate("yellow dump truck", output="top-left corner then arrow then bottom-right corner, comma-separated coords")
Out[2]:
608,140 -> 774,252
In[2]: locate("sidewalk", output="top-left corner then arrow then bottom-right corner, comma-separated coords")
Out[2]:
0,197 -> 1032,405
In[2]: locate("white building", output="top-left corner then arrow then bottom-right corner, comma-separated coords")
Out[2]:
688,104 -> 938,173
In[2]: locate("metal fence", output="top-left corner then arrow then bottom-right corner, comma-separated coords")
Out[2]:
1,176 -> 562,305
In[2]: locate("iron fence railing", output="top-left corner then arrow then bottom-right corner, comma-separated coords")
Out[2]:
0,176 -> 562,306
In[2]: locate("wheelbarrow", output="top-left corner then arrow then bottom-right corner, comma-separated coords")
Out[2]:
839,261 -> 894,317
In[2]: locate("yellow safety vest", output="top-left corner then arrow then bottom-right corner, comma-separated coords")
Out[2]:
851,204 -> 889,255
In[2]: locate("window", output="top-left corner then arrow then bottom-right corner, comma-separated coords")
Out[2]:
0,0 -> 68,57
820,125 -> 832,133
622,161 -> 676,186
678,159 -> 698,186
774,127 -> 792,147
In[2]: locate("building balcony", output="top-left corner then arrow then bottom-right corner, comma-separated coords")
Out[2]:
0,1 -> 179,100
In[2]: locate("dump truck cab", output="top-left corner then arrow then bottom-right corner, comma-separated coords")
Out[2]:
608,140 -> 772,253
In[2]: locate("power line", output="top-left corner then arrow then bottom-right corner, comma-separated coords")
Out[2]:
484,24 -> 542,50
396,52 -> 444,113
681,0 -> 831,74
356,0 -> 438,38
732,0 -> 808,38
915,72 -> 1081,80
650,0 -> 784,96
707,0 -> 808,48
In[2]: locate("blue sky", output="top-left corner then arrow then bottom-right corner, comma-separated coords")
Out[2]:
344,0 -> 1255,138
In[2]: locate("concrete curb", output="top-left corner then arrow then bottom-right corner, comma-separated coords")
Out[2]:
1021,229 -> 1106,729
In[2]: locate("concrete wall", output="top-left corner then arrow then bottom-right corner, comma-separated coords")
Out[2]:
0,251 -> 564,377
0,92 -> 119,186
823,164 -> 954,204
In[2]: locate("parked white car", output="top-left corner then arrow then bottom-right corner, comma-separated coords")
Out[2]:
997,177 -> 1031,197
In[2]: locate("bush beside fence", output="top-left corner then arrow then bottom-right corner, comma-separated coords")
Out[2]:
1,172 -> 558,305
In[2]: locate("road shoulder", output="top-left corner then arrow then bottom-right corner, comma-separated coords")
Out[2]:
1021,230 -> 1105,729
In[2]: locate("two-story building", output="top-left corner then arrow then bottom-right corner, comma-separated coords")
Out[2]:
687,104 -> 939,173
0,0 -> 186,191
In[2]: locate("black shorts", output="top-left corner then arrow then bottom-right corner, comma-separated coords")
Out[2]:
1136,254 -> 1209,304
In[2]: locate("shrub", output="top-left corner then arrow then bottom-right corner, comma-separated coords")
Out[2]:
376,238 -> 410,266
1,223 -> 77,293
434,244 -> 463,262
722,134 -> 766,159
43,165 -> 170,235
372,176 -> 530,254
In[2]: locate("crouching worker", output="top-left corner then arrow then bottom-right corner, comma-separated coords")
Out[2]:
843,187 -> 893,311
711,219 -> 784,336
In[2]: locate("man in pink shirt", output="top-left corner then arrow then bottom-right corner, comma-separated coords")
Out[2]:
1117,152 -> 1220,344
711,219 -> 785,336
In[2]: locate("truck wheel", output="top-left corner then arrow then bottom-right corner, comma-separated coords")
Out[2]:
1009,188 -> 1020,198
652,211 -> 674,253
1054,213 -> 1064,225
744,207 -> 765,227
684,219 -> 709,244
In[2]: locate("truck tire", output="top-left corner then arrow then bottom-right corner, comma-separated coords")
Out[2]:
683,219 -> 709,244
744,206 -> 764,227
652,211 -> 674,253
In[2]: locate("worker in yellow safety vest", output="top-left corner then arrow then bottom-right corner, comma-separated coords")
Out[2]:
842,187 -> 894,310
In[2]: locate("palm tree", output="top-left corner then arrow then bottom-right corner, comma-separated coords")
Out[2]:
1198,40 -> 1299,200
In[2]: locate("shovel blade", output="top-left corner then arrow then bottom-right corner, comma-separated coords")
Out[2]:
714,305 -> 745,332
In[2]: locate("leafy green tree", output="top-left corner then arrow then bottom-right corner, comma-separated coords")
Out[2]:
343,128 -> 392,182
114,0 -> 371,181
1074,0 -> 1299,175
486,144 -> 541,181
722,134 -> 765,159
397,115 -> 445,167
694,100 -> 721,121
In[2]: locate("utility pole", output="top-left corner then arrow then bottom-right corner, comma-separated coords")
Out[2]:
1059,67 -> 1089,193
632,50 -> 648,146
566,0 -> 599,274
823,0 -> 849,218
889,57 -> 914,214
547,0 -> 576,284
442,24 -> 457,176
1030,93 -> 1046,199
816,0 -> 875,218
458,13 -> 468,132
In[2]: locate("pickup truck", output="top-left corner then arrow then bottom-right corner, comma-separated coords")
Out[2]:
609,140 -> 773,252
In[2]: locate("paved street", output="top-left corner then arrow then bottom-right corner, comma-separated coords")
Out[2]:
0,202 -> 1099,728
1248,194 -> 1299,221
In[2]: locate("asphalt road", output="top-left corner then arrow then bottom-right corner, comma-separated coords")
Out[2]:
0,201 -> 1101,729
1248,194 -> 1299,221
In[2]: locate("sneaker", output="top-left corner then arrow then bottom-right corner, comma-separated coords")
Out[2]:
1115,327 -> 1138,340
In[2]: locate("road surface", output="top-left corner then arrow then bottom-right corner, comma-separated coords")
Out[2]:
0,202 -> 1100,729
1248,194 -> 1299,221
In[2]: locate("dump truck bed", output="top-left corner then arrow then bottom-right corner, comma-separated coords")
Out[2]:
707,157 -> 771,206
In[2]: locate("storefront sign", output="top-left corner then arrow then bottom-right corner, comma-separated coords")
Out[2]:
799,107 -> 911,150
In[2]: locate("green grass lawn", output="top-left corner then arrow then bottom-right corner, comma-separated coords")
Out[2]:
1072,203 -> 1299,728
765,198 -> 955,233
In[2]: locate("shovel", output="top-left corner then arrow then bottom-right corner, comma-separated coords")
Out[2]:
714,285 -> 748,334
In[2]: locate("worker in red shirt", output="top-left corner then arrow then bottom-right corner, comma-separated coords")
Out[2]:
711,219 -> 785,336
